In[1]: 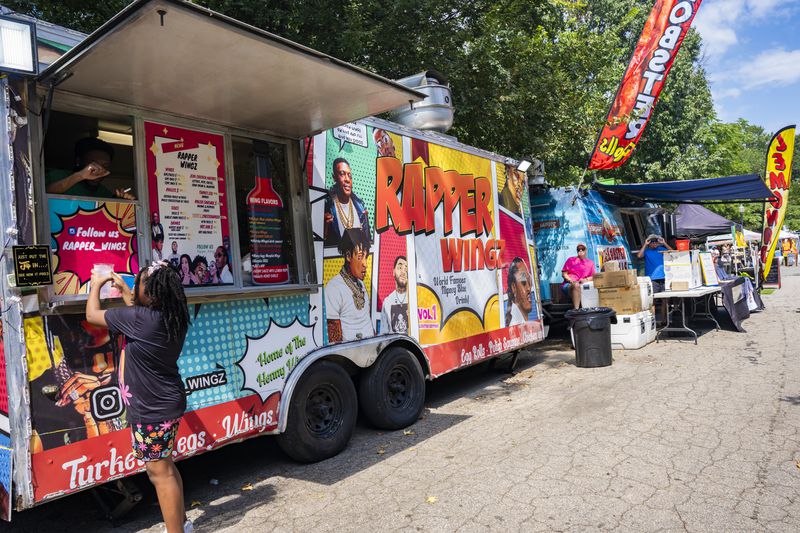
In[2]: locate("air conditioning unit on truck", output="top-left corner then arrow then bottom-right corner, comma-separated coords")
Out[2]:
0,0 -> 545,519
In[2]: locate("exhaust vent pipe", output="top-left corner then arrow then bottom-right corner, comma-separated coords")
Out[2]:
389,70 -> 454,133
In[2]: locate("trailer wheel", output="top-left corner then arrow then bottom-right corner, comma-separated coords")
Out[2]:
359,346 -> 425,430
276,360 -> 357,463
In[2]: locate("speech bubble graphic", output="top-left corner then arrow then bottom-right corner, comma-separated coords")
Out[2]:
236,319 -> 318,402
332,123 -> 368,151
52,202 -> 138,293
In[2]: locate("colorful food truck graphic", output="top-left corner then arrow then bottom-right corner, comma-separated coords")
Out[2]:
0,0 -> 544,518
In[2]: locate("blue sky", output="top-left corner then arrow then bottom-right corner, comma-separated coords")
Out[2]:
693,0 -> 800,134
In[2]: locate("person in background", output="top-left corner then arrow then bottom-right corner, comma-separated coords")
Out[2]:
637,234 -> 673,293
46,137 -> 135,200
792,240 -> 798,267
86,263 -> 192,533
782,238 -> 792,266
561,243 -> 595,308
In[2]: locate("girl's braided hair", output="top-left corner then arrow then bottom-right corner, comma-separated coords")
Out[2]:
134,265 -> 190,342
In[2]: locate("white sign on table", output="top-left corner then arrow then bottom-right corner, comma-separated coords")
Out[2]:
698,252 -> 719,286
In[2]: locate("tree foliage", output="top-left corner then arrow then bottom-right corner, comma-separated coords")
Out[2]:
8,0 -> 798,229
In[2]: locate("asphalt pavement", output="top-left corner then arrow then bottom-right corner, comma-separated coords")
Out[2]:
6,271 -> 800,532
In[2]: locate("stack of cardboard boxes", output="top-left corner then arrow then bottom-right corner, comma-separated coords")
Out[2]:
594,270 -> 648,314
591,270 -> 656,350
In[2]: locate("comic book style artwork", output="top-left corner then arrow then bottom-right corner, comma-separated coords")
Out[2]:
312,123 -> 544,376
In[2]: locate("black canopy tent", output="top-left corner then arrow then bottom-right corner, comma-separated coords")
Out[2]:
593,174 -> 775,204
673,203 -> 737,238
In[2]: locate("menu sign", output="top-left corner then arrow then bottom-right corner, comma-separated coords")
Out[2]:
145,122 -> 232,285
12,245 -> 53,287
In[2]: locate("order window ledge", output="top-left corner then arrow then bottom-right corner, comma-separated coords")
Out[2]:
43,283 -> 321,313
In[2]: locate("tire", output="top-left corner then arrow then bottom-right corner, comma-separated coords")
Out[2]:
359,346 -> 425,430
276,360 -> 357,463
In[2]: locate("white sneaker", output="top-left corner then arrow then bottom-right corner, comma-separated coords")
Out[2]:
161,520 -> 194,533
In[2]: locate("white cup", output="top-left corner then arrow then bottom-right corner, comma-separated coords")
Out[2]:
93,263 -> 114,298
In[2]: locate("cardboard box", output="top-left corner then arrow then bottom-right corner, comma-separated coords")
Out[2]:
670,281 -> 690,291
603,260 -> 623,272
599,284 -> 646,314
663,250 -> 702,291
593,269 -> 637,289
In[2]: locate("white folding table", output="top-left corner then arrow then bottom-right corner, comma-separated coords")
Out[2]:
653,286 -> 721,344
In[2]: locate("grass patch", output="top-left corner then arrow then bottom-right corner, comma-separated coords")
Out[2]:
761,289 -> 776,295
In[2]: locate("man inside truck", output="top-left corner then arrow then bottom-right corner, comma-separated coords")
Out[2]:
45,137 -> 136,200
326,228 -> 374,342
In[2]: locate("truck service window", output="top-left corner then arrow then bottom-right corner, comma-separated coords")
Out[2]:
232,137 -> 296,286
43,111 -> 139,297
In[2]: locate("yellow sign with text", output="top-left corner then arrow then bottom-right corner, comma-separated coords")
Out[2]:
761,126 -> 796,281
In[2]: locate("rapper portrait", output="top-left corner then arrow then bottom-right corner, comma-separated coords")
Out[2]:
499,164 -> 524,217
324,157 -> 371,248
505,257 -> 533,327
381,256 -> 409,334
326,229 -> 374,342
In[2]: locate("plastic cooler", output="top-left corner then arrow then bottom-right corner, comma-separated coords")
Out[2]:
610,310 -> 656,350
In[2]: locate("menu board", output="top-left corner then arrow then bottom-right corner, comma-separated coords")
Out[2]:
764,259 -> 780,289
145,122 -> 232,286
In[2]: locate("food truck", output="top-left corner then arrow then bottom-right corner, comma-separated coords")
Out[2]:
0,0 -> 545,518
530,187 -> 663,305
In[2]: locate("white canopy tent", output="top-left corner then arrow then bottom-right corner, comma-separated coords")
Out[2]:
706,229 -> 760,244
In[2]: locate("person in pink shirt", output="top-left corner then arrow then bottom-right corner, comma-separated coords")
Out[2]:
561,243 -> 595,308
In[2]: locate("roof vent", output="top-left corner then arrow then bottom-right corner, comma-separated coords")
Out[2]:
388,69 -> 453,133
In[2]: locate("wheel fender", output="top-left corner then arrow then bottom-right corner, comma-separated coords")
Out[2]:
277,334 -> 428,433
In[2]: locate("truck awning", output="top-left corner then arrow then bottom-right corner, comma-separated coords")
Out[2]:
593,174 -> 775,204
37,0 -> 423,139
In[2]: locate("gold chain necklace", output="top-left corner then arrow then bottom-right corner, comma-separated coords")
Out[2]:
340,266 -> 365,310
335,197 -> 355,229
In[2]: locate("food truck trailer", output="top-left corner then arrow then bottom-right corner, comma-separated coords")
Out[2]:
0,0 -> 545,518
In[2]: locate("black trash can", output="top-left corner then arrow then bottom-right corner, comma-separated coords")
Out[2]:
565,307 -> 616,368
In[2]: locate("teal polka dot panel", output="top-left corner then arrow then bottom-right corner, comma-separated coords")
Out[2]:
179,295 -> 309,411
0,434 -> 9,495
325,128 -> 377,232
